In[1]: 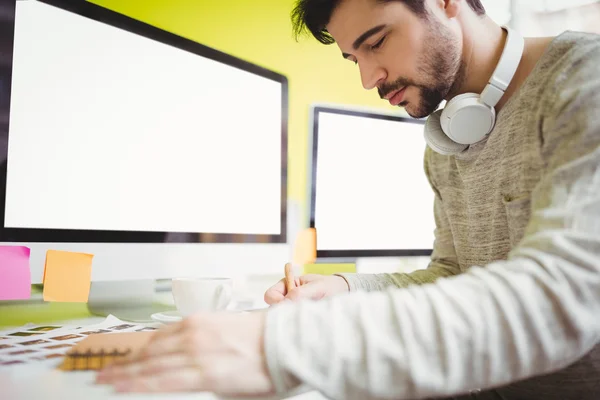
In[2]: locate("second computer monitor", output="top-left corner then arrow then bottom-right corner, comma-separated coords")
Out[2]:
310,105 -> 435,259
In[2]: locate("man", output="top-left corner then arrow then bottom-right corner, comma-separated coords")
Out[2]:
96,0 -> 600,399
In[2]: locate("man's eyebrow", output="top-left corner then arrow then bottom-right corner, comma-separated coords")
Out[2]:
352,24 -> 387,50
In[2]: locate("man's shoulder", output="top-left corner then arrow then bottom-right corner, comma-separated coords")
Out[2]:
522,31 -> 600,124
552,30 -> 600,49
540,31 -> 600,83
536,31 -> 600,169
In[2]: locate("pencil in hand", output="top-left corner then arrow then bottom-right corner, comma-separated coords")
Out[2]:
284,262 -> 297,295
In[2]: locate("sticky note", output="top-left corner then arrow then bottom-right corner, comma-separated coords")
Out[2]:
292,228 -> 317,265
303,263 -> 356,275
0,246 -> 31,300
43,250 -> 93,303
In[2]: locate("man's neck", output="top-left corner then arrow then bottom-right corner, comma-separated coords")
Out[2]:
449,18 -> 547,113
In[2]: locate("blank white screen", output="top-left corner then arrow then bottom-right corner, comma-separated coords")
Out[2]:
6,1 -> 282,235
314,111 -> 435,251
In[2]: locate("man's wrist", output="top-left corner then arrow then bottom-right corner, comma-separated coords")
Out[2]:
334,273 -> 364,292
263,305 -> 303,395
252,311 -> 276,395
335,274 -> 351,292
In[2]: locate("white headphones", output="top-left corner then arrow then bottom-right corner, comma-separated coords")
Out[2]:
424,26 -> 525,155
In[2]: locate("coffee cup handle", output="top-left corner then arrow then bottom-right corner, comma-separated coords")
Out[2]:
215,284 -> 232,310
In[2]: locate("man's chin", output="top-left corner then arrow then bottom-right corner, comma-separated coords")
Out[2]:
402,104 -> 431,119
401,97 -> 444,119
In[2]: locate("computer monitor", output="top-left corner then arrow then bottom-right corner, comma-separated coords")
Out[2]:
1,0 -> 290,283
309,104 -> 435,260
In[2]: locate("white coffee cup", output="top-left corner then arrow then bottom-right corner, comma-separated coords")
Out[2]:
171,277 -> 233,316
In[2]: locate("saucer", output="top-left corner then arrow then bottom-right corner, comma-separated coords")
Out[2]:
151,310 -> 183,324
151,308 -> 256,324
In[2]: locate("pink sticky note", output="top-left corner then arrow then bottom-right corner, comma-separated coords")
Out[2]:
0,246 -> 31,301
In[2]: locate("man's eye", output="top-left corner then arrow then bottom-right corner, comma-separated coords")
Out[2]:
370,36 -> 385,50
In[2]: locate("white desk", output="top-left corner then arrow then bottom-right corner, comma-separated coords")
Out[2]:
1,365 -> 325,400
0,315 -> 328,400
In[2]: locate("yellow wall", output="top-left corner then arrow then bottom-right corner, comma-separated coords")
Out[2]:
89,0 -> 394,219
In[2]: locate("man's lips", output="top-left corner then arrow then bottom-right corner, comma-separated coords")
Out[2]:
385,87 -> 406,106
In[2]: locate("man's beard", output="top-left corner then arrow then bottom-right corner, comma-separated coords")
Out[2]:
378,19 -> 466,119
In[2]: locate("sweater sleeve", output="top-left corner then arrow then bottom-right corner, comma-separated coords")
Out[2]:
264,44 -> 600,400
337,148 -> 461,292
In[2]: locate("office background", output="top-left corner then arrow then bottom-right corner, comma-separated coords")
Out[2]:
0,0 -> 597,326
86,0 -> 600,221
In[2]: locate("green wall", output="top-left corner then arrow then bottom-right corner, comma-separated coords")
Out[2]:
88,0 -> 394,216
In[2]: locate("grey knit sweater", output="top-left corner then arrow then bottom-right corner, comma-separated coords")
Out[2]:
265,31 -> 600,400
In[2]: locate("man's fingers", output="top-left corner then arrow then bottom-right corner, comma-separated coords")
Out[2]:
150,317 -> 188,340
264,278 -> 286,305
285,281 -> 324,302
107,324 -> 187,367
109,367 -> 201,393
138,332 -> 185,359
96,353 -> 190,384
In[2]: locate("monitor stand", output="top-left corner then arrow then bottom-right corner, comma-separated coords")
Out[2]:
87,279 -> 176,323
355,256 -> 430,274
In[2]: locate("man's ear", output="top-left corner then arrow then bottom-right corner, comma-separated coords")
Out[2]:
440,0 -> 461,19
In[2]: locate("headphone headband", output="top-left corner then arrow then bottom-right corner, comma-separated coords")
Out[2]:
480,26 -> 525,108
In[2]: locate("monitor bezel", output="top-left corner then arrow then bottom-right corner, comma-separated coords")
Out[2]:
0,0 -> 288,244
309,105 -> 433,258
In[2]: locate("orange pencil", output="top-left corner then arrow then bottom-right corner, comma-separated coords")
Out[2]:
284,263 -> 296,294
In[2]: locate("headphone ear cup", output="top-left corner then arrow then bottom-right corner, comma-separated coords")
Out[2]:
441,93 -> 496,145
424,110 -> 469,156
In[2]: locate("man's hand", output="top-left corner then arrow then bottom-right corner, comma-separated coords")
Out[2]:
95,311 -> 273,395
264,274 -> 350,305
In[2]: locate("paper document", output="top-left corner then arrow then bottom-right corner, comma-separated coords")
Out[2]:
0,315 -> 158,368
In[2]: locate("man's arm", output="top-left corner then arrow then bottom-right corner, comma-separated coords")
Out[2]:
337,149 -> 461,292
264,43 -> 600,399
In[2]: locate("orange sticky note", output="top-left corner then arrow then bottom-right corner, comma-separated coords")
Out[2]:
43,250 -> 93,302
292,228 -> 317,265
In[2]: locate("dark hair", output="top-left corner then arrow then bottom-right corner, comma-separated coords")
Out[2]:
292,0 -> 486,44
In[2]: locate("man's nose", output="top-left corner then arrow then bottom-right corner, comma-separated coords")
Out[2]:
359,61 -> 386,91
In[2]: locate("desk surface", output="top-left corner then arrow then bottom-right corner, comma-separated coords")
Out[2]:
0,315 -> 327,400
1,364 -> 324,400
